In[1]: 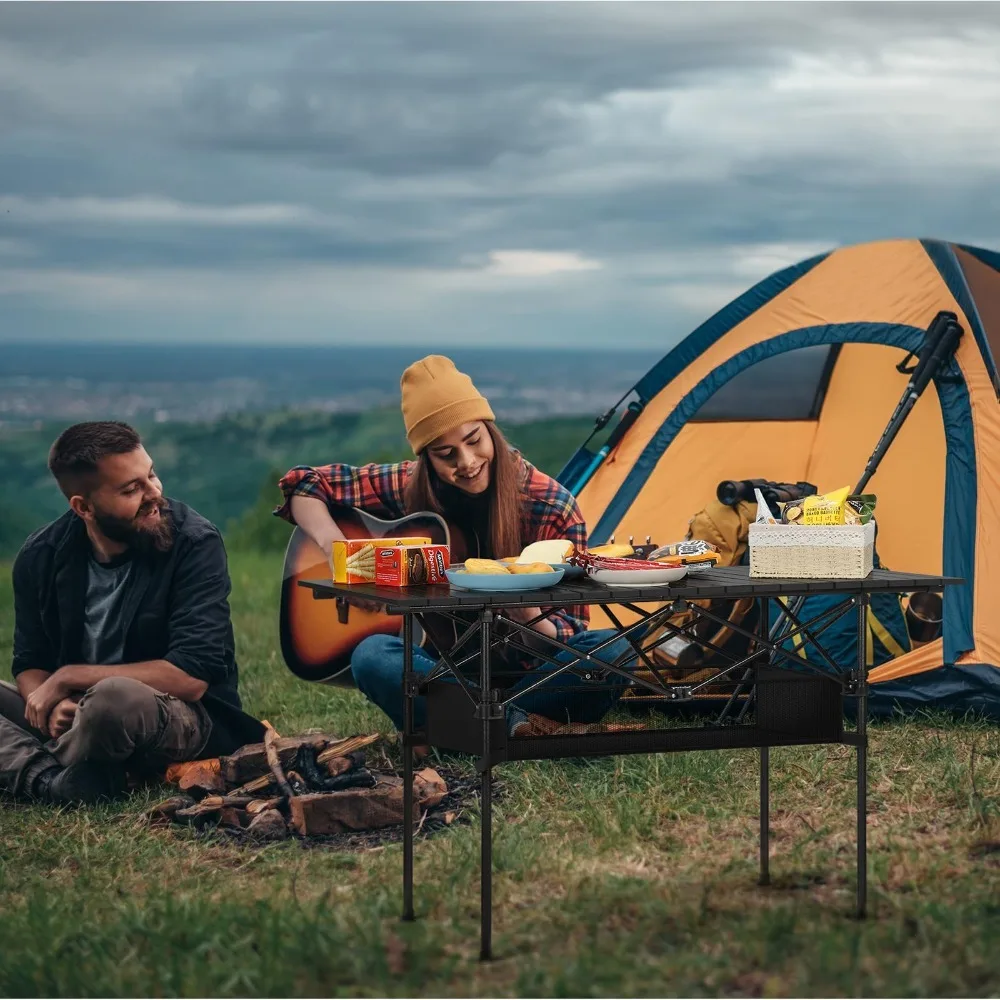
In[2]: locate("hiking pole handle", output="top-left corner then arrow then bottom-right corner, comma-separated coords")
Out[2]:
912,315 -> 963,396
910,311 -> 957,392
854,314 -> 964,495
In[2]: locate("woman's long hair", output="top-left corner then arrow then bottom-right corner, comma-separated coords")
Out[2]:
403,421 -> 524,559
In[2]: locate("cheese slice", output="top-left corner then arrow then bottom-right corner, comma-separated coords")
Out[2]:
516,539 -> 575,565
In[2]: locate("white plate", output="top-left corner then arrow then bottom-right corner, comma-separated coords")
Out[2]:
586,565 -> 688,587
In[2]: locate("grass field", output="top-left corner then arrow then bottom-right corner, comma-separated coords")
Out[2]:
2,550 -> 1000,997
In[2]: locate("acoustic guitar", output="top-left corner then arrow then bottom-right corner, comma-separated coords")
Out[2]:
279,508 -> 467,685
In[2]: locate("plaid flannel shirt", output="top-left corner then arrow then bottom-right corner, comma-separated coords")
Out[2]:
275,454 -> 590,645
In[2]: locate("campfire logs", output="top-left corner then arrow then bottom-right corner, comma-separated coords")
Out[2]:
150,729 -> 447,841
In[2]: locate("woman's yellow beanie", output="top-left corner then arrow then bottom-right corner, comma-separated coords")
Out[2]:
400,355 -> 496,454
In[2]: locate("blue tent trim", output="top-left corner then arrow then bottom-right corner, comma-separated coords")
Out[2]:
921,239 -> 1000,398
869,663 -> 1000,723
935,369 -> 976,662
591,321 -> 977,660
632,252 -> 830,404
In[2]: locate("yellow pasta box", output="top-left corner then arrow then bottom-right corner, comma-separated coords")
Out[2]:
331,536 -> 431,584
374,544 -> 450,587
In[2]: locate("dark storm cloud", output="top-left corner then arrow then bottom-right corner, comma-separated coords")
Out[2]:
1,3 -> 999,345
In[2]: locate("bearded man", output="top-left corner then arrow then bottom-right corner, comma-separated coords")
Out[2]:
0,421 -> 263,806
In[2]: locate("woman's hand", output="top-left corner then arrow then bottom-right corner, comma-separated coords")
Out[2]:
507,606 -> 542,624
290,495 -> 346,555
506,607 -> 559,640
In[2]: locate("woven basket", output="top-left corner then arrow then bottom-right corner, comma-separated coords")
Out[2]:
748,520 -> 876,579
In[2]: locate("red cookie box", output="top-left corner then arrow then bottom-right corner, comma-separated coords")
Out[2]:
374,544 -> 451,587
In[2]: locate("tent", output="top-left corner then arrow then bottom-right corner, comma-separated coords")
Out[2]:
559,238 -> 1000,720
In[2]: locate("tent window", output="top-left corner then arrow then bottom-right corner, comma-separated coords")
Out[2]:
690,345 -> 840,422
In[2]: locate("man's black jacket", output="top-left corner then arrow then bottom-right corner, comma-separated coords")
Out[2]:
11,498 -> 264,757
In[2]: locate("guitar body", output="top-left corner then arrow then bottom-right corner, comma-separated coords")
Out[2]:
279,509 -> 458,685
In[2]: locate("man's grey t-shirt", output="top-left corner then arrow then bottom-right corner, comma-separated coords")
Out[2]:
80,554 -> 133,666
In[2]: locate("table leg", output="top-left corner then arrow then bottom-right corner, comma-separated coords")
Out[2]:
856,594 -> 868,919
759,745 -> 770,886
758,596 -> 770,887
402,612 -> 415,923
480,609 -> 494,962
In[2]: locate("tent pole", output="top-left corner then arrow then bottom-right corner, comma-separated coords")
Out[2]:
566,399 -> 644,497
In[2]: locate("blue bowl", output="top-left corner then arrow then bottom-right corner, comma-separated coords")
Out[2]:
446,565 -> 565,591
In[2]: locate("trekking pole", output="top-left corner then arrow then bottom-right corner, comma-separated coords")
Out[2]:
853,311 -> 963,495
768,311 -> 964,652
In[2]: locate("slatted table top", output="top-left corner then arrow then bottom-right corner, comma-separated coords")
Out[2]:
299,565 -> 961,614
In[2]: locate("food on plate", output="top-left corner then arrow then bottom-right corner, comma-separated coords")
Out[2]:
588,542 -> 635,558
649,539 -> 720,566
516,538 -> 575,564
464,558 -> 512,575
582,554 -> 672,571
509,561 -> 556,575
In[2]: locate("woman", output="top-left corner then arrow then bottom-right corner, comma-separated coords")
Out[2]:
275,355 -> 633,734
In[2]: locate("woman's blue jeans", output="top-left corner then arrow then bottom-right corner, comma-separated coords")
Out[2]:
351,628 -> 636,735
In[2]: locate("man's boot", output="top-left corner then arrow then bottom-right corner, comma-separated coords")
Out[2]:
30,761 -> 127,806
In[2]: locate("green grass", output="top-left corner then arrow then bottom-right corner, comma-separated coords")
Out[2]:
2,552 -> 1000,997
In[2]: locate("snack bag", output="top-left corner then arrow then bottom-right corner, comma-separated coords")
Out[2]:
784,486 -> 850,525
649,539 -> 720,566
845,494 -> 877,525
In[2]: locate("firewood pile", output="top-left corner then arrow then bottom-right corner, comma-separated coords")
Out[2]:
146,722 -> 458,845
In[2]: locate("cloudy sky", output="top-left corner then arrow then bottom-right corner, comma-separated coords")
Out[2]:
1,1 -> 999,349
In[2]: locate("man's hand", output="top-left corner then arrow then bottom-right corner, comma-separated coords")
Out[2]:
25,674 -> 70,736
47,697 -> 79,739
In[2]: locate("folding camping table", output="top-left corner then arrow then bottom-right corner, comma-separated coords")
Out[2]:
300,566 -> 959,960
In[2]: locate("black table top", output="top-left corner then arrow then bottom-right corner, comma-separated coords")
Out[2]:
299,565 -> 961,613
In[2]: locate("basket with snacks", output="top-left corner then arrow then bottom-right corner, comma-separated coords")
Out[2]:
748,485 -> 878,579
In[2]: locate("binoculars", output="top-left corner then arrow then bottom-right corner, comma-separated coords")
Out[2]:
716,478 -> 818,509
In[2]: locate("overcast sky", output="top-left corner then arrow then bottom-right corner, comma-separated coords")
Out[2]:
1,1 -> 998,349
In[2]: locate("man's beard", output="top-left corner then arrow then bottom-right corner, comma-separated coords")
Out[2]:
93,497 -> 174,554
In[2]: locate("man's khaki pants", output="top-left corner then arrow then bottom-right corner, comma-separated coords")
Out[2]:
0,677 -> 212,798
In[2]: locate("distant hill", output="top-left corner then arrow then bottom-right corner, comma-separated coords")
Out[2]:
0,409 -> 598,556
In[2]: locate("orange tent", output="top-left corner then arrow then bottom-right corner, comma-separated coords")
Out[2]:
559,239 -> 1000,718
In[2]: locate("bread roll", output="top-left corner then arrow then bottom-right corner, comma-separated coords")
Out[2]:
516,539 -> 574,564
464,558 -> 511,575
509,561 -> 554,575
